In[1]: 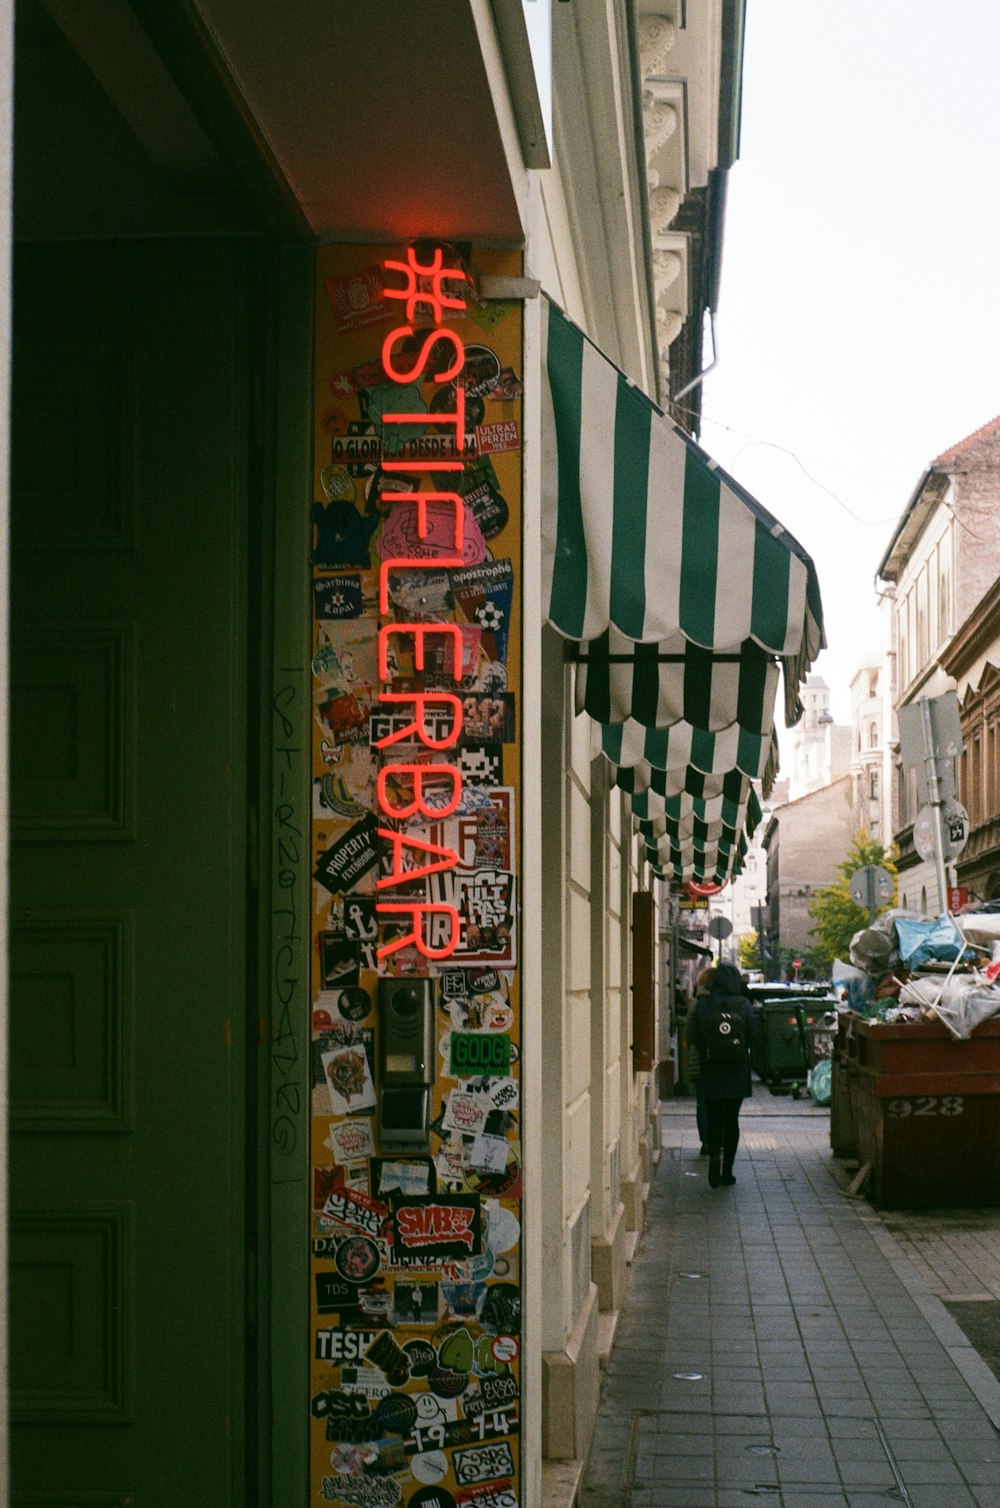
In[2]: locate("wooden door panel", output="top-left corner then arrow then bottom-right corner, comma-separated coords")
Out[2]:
9,916 -> 130,1131
9,239 -> 250,1505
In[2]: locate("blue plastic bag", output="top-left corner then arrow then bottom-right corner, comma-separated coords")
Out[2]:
809,1058 -> 832,1106
894,914 -> 964,969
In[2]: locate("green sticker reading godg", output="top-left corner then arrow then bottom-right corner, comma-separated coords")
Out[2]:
450,1032 -> 511,1078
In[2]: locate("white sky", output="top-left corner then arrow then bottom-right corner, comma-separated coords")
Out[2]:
700,0 -> 1000,727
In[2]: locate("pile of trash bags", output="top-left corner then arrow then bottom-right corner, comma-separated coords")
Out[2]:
832,908 -> 1000,1040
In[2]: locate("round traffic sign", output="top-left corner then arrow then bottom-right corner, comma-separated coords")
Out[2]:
707,915 -> 733,939
688,881 -> 725,898
849,864 -> 894,910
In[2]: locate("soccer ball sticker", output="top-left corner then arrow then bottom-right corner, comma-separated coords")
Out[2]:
475,600 -> 505,633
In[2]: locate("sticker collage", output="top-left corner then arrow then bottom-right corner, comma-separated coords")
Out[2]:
310,244 -> 524,1508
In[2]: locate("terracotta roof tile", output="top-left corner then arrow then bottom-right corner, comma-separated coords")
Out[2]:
932,413 -> 1000,468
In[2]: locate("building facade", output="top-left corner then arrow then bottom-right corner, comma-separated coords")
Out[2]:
942,576 -> 1000,901
848,657 -> 884,841
762,778 -> 854,970
877,415 -> 1000,915
784,676 -> 851,801
3,6 -> 829,1507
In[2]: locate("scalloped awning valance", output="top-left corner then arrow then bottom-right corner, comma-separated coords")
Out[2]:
540,295 -> 826,883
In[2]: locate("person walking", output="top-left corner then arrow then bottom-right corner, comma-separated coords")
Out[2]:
686,967 -> 715,1155
685,961 -> 758,1188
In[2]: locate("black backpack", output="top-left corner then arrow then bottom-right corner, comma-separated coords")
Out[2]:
704,1000 -> 747,1068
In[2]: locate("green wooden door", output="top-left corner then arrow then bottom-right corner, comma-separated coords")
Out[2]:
9,239 -> 253,1505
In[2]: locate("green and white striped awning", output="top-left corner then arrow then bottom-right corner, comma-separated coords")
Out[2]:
541,295 -> 826,883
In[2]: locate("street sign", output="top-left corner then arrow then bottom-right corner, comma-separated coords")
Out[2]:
849,864 -> 894,916
688,881 -> 725,898
707,916 -> 733,940
897,693 -> 963,804
948,886 -> 970,911
913,799 -> 969,863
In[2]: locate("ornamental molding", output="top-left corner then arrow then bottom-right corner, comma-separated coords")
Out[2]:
638,13 -> 677,75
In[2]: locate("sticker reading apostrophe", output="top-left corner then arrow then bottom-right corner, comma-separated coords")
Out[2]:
452,558 -> 514,666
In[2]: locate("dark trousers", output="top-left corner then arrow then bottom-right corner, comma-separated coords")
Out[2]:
705,1097 -> 743,1169
695,1090 -> 709,1146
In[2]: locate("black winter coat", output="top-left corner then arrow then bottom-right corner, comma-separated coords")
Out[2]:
686,963 -> 758,1101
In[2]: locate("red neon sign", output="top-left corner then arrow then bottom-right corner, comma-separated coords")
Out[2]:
374,245 -> 469,960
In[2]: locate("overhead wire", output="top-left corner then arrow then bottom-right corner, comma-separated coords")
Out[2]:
668,396 -> 909,528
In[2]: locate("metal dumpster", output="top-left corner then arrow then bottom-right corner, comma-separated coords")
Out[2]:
830,1012 -> 858,1157
848,1014 -> 1000,1208
755,998 -> 836,1091
757,1000 -> 808,1087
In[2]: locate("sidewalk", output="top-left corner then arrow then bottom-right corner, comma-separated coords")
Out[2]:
577,1091 -> 1000,1507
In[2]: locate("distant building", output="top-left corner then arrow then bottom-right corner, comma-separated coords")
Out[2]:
762,777 -> 855,971
711,777 -> 789,971
849,658 -> 884,841
785,676 -> 851,800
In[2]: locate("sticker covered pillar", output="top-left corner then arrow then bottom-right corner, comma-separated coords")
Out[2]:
309,244 -> 524,1507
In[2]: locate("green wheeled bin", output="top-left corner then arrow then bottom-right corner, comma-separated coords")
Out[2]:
757,999 -> 810,1089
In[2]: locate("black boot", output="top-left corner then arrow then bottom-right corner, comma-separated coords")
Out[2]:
721,1162 -> 736,1186
708,1154 -> 721,1188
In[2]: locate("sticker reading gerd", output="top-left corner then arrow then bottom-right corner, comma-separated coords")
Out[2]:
390,1194 -> 483,1261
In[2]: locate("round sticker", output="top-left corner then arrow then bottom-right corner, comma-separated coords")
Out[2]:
408,1488 -> 456,1508
461,345 -> 502,398
375,1392 -> 416,1435
485,1202 -> 520,1255
492,1334 -> 519,1363
428,1364 -> 469,1399
464,480 -> 508,540
334,1236 -> 380,1284
464,1145 -> 521,1199
410,1450 -> 449,1485
336,986 -> 371,1022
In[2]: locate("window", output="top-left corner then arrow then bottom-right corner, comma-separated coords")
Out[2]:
939,570 -> 950,638
869,770 -> 879,800
869,720 -> 878,750
973,733 -> 983,826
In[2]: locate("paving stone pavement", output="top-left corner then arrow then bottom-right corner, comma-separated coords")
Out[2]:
578,1094 -> 1000,1508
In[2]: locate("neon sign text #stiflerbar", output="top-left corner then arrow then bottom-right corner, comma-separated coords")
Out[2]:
374,246 -> 469,960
